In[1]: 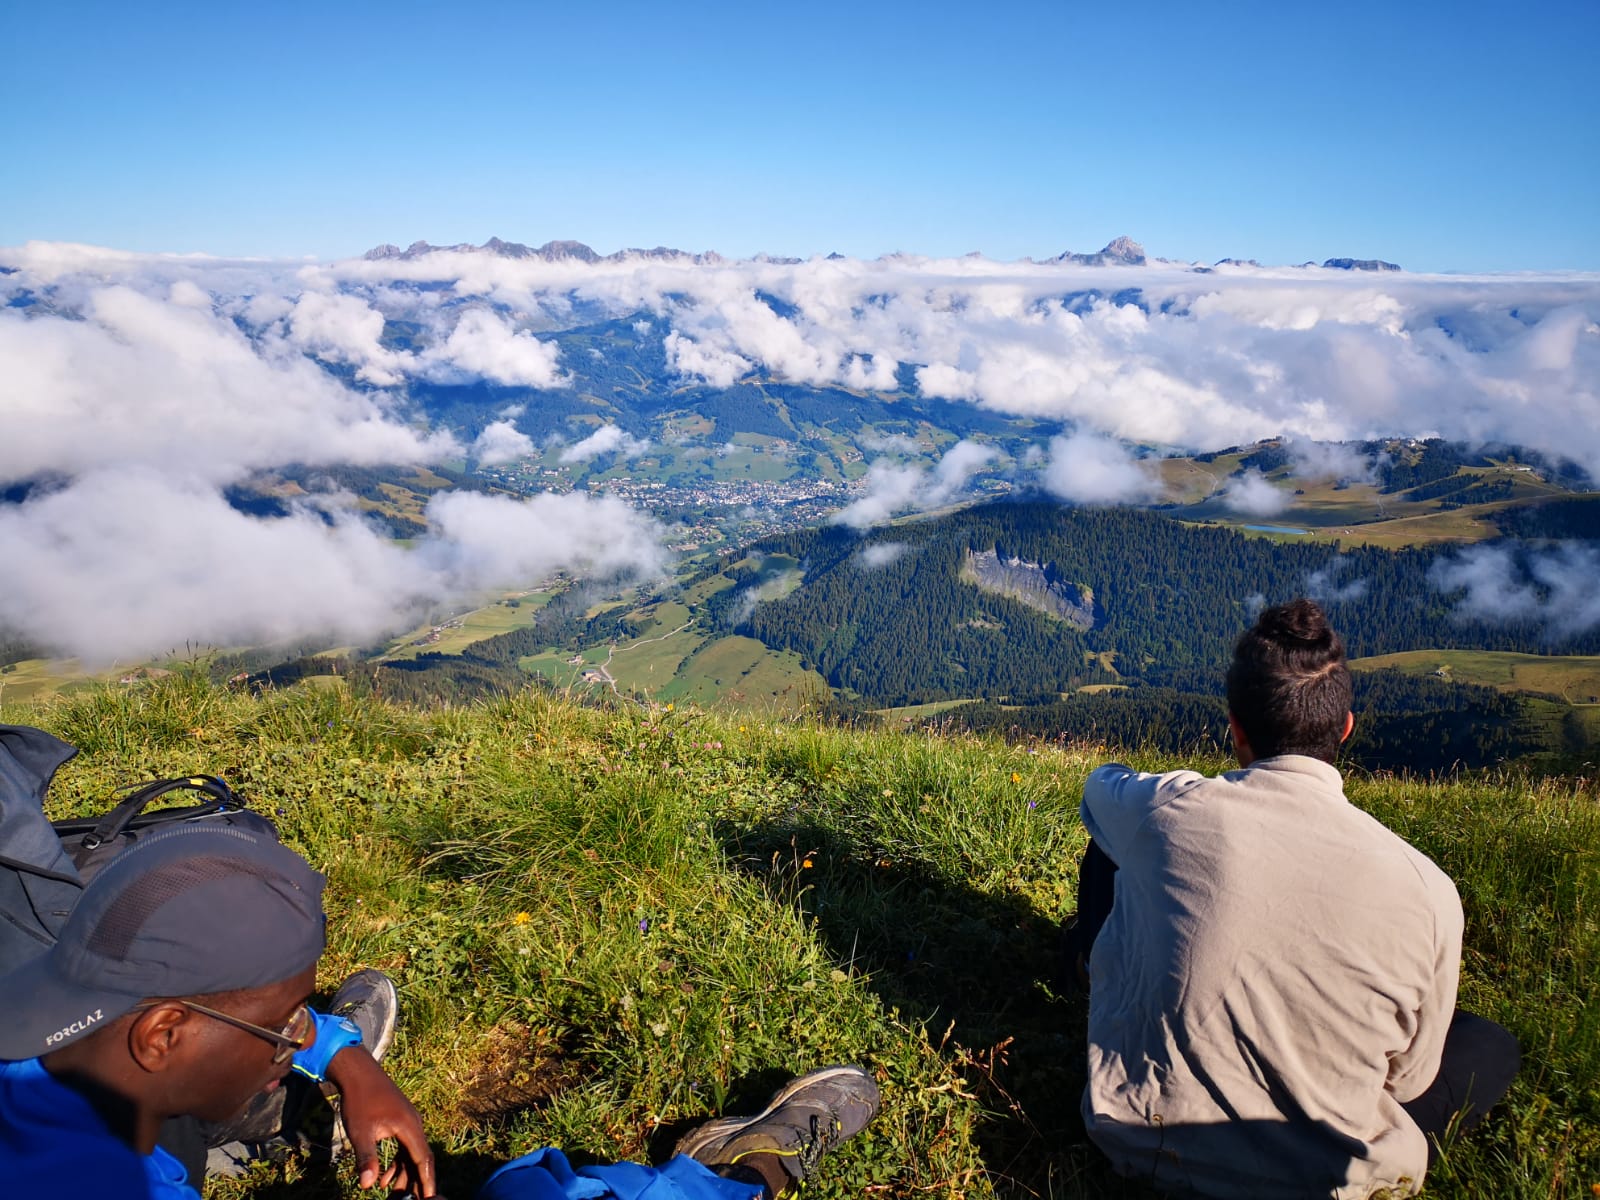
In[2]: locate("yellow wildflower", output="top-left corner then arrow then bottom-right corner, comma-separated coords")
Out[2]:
513,912 -> 532,926
1011,772 -> 1021,783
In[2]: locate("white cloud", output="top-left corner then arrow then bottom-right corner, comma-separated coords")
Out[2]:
1287,438 -> 1381,484
858,431 -> 920,455
0,288 -> 455,484
1039,432 -> 1160,504
471,420 -> 535,466
559,424 -> 651,464
833,439 -> 995,529
424,309 -> 565,387
1221,469 -> 1290,517
859,541 -> 910,568
0,469 -> 664,664
664,330 -> 751,387
286,290 -> 408,386
842,352 -> 899,391
1305,556 -> 1369,603
1429,542 -> 1600,638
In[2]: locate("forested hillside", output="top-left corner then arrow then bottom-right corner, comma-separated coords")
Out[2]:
942,669 -> 1551,776
721,502 -> 1599,705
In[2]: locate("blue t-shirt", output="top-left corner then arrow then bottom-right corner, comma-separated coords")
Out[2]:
0,1056 -> 197,1199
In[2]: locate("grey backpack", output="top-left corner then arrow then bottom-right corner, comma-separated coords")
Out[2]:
0,723 -> 277,975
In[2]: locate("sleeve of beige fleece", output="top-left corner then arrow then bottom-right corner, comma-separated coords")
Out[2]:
1080,762 -> 1165,862
1385,860 -> 1465,1103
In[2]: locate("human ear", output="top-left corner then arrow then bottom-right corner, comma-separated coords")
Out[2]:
127,1003 -> 192,1075
1340,711 -> 1354,744
1227,712 -> 1254,766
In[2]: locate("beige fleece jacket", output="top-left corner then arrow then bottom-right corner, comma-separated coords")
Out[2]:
1080,757 -> 1463,1199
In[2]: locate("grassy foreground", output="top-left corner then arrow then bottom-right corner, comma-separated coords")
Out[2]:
9,675 -> 1598,1199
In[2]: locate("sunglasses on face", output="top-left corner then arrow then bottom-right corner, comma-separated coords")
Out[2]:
130,999 -> 314,1065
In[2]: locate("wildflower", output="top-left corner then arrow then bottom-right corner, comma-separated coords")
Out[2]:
739,725 -> 746,732
638,918 -> 651,934
665,703 -> 674,711
882,788 -> 892,797
513,912 -> 532,926
802,858 -> 814,869
1028,800 -> 1038,810
1011,772 -> 1021,783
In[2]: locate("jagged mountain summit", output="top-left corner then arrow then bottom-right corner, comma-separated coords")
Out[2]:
1051,236 -> 1147,267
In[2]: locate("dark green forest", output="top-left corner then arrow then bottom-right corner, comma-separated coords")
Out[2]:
716,501 -> 1600,706
938,669 -> 1550,776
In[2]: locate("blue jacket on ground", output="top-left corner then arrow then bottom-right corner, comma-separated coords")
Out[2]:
479,1147 -> 764,1200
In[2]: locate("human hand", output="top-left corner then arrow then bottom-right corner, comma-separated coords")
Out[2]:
325,1045 -> 438,1196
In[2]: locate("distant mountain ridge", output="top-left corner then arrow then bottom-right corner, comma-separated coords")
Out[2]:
359,235 -> 1402,272
362,238 -> 726,265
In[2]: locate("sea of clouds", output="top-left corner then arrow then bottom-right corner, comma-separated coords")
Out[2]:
2,241 -> 1597,660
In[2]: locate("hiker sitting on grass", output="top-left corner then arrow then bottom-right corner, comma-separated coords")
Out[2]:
0,823 -> 879,1200
1067,598 -> 1519,1199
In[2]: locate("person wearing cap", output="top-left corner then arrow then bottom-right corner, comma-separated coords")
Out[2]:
0,821 -> 436,1197
0,818 -> 885,1200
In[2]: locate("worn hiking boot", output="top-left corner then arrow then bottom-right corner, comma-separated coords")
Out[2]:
673,1065 -> 880,1183
329,968 -> 399,1062
326,969 -> 400,1159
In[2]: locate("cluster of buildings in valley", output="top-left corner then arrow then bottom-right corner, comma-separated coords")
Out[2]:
480,464 -> 867,550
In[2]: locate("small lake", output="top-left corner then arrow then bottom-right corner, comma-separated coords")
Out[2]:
1241,524 -> 1311,535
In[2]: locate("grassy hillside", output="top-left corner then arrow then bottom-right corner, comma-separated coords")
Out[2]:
9,676 -> 1598,1198
1352,649 -> 1600,705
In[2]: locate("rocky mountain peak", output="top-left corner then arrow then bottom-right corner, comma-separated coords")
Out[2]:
1053,236 -> 1147,267
1322,257 -> 1401,272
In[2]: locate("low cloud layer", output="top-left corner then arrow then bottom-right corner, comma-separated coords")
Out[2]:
858,541 -> 910,568
7,241 -> 1597,476
0,470 -> 664,663
559,424 -> 651,464
1430,542 -> 1600,638
833,439 -> 997,529
1220,469 -> 1291,517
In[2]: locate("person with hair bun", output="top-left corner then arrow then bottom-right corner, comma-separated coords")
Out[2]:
1070,598 -> 1518,1199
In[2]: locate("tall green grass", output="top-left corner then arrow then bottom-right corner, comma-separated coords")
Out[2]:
10,674 -> 1597,1198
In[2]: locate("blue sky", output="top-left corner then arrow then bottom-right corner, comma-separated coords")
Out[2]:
3,0 -> 1596,271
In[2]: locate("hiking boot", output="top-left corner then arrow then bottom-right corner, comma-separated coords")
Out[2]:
326,969 -> 400,1160
329,968 -> 399,1062
673,1065 -> 880,1183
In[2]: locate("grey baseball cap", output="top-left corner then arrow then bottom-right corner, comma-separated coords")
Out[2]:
0,823 -> 326,1061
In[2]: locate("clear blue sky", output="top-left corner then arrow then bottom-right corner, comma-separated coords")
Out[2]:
3,0 -> 1595,271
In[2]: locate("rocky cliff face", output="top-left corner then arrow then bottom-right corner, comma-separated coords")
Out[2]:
963,548 -> 1098,629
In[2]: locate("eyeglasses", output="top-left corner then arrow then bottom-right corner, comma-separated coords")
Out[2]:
130,999 -> 313,1065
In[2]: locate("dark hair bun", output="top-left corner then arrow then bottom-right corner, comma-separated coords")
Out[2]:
1256,598 -> 1334,647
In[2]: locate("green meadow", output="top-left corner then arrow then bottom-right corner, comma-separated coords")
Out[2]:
1352,650 -> 1600,705
9,675 -> 1599,1198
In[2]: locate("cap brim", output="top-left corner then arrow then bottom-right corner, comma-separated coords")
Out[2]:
0,949 -> 141,1061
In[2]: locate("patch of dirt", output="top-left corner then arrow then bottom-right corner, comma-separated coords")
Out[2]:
445,1023 -> 581,1126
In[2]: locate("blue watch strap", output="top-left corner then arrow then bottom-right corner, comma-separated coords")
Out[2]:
291,1009 -> 364,1082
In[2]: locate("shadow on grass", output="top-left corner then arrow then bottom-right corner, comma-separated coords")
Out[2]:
719,820 -> 1157,1199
